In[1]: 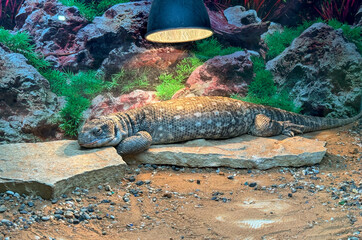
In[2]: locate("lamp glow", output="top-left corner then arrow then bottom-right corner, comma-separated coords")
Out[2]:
146,0 -> 213,43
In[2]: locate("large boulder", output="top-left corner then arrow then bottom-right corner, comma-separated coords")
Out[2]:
173,51 -> 255,98
82,90 -> 159,121
15,0 -> 89,70
75,1 -> 152,69
0,140 -> 126,199
0,45 -> 61,144
266,23 -> 362,117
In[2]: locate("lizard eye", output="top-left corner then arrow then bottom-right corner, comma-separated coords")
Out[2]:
94,128 -> 102,136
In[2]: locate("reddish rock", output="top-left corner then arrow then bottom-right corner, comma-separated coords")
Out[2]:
173,51 -> 254,99
207,7 -> 270,49
15,0 -> 89,70
101,46 -> 188,80
124,47 -> 188,70
83,90 -> 159,120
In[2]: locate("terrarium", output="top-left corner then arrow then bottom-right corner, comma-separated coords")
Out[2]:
0,0 -> 361,238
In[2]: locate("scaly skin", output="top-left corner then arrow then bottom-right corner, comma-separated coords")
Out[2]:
78,96 -> 361,155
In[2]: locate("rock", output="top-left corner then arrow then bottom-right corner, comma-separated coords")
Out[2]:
355,5 -> 362,27
75,1 -> 152,69
0,46 -> 61,144
173,51 -> 254,98
15,0 -> 89,70
0,140 -> 126,199
207,7 -> 270,49
266,23 -> 362,117
223,6 -> 246,27
224,6 -> 261,27
82,90 -> 159,121
0,205 -> 7,213
100,45 -> 187,80
124,135 -> 326,170
261,22 -> 283,41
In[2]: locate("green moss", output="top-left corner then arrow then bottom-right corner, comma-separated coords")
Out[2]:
59,0 -> 130,21
194,37 -> 243,61
231,57 -> 300,113
110,69 -> 150,94
156,57 -> 203,100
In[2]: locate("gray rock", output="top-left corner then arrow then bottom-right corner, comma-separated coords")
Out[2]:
224,6 -> 261,27
0,140 -> 126,199
224,6 -> 246,27
75,1 -> 152,69
0,205 -> 7,213
266,23 -> 362,118
124,135 -> 326,170
0,46 -> 61,144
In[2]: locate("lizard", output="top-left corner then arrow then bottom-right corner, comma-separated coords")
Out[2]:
78,96 -> 362,155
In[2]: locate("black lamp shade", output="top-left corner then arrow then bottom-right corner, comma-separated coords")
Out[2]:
146,0 -> 213,43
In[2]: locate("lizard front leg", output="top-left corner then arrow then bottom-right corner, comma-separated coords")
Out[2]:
116,131 -> 153,155
249,114 -> 304,137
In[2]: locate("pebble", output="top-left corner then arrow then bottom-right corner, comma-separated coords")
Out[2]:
5,191 -> 14,196
64,211 -> 74,218
0,205 -> 7,213
27,201 -> 34,207
249,182 -> 257,188
227,175 -> 234,180
41,216 -> 50,221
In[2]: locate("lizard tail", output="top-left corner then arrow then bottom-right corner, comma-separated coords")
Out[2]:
280,106 -> 362,133
261,102 -> 362,133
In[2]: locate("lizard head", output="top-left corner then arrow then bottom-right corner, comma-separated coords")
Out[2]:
78,117 -> 122,148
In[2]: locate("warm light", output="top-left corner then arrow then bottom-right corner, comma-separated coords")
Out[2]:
146,0 -> 213,43
146,28 -> 213,43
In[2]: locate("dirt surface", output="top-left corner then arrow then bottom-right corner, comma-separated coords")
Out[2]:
0,123 -> 361,240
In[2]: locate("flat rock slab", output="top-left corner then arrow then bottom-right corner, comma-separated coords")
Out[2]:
0,140 -> 126,199
124,135 -> 326,170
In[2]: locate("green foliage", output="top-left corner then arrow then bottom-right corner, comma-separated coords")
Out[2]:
110,69 -> 150,94
232,57 -> 300,113
59,71 -> 111,136
0,28 -> 51,71
156,57 -> 203,100
194,37 -> 243,61
59,0 -> 129,21
327,19 -> 362,54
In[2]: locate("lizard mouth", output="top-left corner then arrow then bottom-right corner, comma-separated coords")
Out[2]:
78,138 -> 112,148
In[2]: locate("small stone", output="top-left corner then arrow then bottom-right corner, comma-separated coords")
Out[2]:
136,181 -> 144,186
27,202 -> 34,207
227,175 -> 234,180
97,185 -> 103,190
197,180 -> 201,184
64,211 -> 74,218
128,176 -> 136,182
249,182 -> 257,188
105,185 -> 112,191
0,205 -> 7,213
5,191 -> 14,196
41,216 -> 50,221
51,199 -> 58,204
288,193 -> 293,198
163,193 -> 172,198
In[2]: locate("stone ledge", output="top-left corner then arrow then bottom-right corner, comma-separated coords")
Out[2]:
124,135 -> 326,170
0,140 -> 126,199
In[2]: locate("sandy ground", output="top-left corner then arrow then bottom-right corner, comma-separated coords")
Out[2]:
0,122 -> 361,240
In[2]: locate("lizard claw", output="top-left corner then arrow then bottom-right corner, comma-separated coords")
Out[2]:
282,122 -> 304,137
